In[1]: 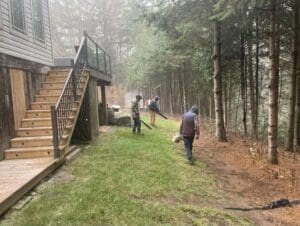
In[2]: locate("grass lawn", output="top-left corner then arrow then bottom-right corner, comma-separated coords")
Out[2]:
1,118 -> 253,226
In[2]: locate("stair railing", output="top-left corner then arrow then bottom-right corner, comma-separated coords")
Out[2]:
51,32 -> 111,158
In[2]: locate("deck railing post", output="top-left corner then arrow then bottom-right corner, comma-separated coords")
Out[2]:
104,52 -> 107,74
71,60 -> 77,101
96,44 -> 99,71
109,55 -> 112,77
51,106 -> 60,158
71,70 -> 77,101
85,38 -> 88,66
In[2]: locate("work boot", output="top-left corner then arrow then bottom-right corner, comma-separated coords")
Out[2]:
188,159 -> 195,166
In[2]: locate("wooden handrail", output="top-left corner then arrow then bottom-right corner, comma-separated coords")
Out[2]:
55,37 -> 86,110
51,32 -> 112,158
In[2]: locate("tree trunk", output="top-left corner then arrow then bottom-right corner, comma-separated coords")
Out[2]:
197,95 -> 201,115
294,0 -> 300,152
224,71 -> 228,128
248,38 -> 257,139
240,22 -> 247,136
176,73 -> 181,114
234,89 -> 241,135
268,0 -> 279,164
209,91 -> 214,136
182,62 -> 188,112
213,20 -> 227,142
255,11 -> 260,140
178,70 -> 185,114
286,0 -> 299,151
228,76 -> 233,126
169,72 -> 175,114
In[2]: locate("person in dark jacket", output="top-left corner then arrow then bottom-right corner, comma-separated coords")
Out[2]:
131,95 -> 142,134
179,106 -> 200,165
148,96 -> 160,126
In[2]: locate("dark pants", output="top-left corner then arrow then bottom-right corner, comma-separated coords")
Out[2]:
133,117 -> 141,133
183,136 -> 194,161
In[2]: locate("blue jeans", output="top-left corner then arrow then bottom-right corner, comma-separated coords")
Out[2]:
183,136 -> 194,161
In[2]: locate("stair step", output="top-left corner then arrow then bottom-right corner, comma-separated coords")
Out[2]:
26,110 -> 51,118
38,89 -> 62,95
65,124 -> 72,130
67,108 -> 78,116
17,127 -> 52,137
35,95 -> 59,102
5,146 -> 54,159
5,66 -> 86,160
59,144 -> 67,152
77,88 -> 83,94
73,101 -> 80,108
45,77 -> 67,82
11,136 -> 53,148
21,118 -> 51,128
48,71 -> 69,77
42,82 -> 65,89
78,83 -> 85,89
31,102 -> 56,110
68,115 -> 75,121
50,67 -> 71,72
59,134 -> 70,146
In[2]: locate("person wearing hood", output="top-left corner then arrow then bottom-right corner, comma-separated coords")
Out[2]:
179,106 -> 200,165
131,95 -> 143,134
148,96 -> 160,126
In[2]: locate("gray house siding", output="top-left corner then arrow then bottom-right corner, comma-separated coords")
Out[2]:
0,0 -> 52,65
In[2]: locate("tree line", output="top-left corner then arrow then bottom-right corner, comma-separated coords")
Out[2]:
125,0 -> 300,164
50,0 -> 300,164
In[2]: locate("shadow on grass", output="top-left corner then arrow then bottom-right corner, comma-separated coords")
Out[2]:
224,199 -> 300,211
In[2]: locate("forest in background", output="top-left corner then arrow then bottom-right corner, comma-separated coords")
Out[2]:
50,0 -> 300,164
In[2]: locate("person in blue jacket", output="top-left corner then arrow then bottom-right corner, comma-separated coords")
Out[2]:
148,96 -> 160,126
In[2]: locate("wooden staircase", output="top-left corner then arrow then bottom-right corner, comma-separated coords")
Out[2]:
5,68 -> 89,160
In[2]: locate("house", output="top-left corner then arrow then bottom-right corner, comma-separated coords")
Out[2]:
0,0 -> 111,161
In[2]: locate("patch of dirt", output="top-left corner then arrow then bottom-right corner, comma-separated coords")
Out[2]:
47,169 -> 75,184
194,126 -> 300,226
99,126 -> 115,133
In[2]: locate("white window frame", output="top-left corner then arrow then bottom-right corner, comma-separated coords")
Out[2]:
31,0 -> 45,43
10,0 -> 26,34
0,2 -> 2,29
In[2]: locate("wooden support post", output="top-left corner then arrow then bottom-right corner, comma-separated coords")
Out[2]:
101,84 -> 108,125
9,69 -> 27,130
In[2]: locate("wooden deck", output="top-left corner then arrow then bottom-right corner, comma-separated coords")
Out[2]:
0,158 -> 60,216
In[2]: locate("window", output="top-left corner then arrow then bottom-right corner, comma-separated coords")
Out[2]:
0,4 -> 2,28
10,0 -> 26,33
32,0 -> 44,42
